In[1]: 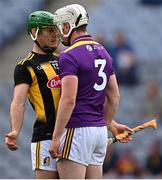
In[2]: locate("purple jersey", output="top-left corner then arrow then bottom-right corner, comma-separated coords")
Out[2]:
59,35 -> 114,128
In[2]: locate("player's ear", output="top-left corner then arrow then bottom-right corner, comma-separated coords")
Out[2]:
63,22 -> 70,35
31,28 -> 37,36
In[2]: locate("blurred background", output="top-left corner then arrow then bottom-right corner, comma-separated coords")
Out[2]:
0,0 -> 162,178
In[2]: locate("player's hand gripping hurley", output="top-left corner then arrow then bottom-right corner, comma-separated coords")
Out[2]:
108,119 -> 157,146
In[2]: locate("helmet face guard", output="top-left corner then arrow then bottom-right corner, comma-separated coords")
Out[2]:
54,4 -> 89,45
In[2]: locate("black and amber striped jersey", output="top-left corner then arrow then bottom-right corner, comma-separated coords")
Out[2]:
14,52 -> 61,142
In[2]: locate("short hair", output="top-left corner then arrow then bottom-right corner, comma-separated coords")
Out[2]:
75,24 -> 87,33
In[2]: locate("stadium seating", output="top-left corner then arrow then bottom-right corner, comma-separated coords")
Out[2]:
0,0 -> 46,48
88,0 -> 162,61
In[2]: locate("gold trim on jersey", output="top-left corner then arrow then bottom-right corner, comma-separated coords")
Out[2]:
36,142 -> 41,169
28,67 -> 46,121
18,52 -> 35,65
64,40 -> 99,53
62,128 -> 74,159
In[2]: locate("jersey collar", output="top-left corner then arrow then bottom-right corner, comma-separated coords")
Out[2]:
72,35 -> 93,45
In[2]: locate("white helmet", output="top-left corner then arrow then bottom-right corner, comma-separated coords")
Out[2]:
54,4 -> 89,38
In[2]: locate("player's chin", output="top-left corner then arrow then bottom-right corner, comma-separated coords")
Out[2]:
8,145 -> 18,151
50,44 -> 58,50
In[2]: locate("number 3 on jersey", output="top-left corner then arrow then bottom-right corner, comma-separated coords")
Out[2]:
93,59 -> 107,91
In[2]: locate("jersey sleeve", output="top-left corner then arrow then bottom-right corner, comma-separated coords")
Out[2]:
59,53 -> 79,79
14,64 -> 32,86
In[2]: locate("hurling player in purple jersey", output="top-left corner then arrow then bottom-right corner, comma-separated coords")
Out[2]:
49,4 -> 133,179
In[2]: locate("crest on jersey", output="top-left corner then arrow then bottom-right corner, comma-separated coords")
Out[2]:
43,156 -> 50,166
47,75 -> 61,89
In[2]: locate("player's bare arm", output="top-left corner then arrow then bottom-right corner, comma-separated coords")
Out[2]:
49,75 -> 78,158
104,74 -> 120,125
104,74 -> 132,142
5,83 -> 29,150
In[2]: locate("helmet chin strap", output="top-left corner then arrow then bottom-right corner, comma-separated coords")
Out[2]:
62,28 -> 74,46
35,40 -> 56,54
62,40 -> 69,47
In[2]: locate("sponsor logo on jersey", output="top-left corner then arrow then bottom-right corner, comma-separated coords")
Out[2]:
37,64 -> 47,70
86,45 -> 93,51
47,75 -> 61,89
49,60 -> 59,69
